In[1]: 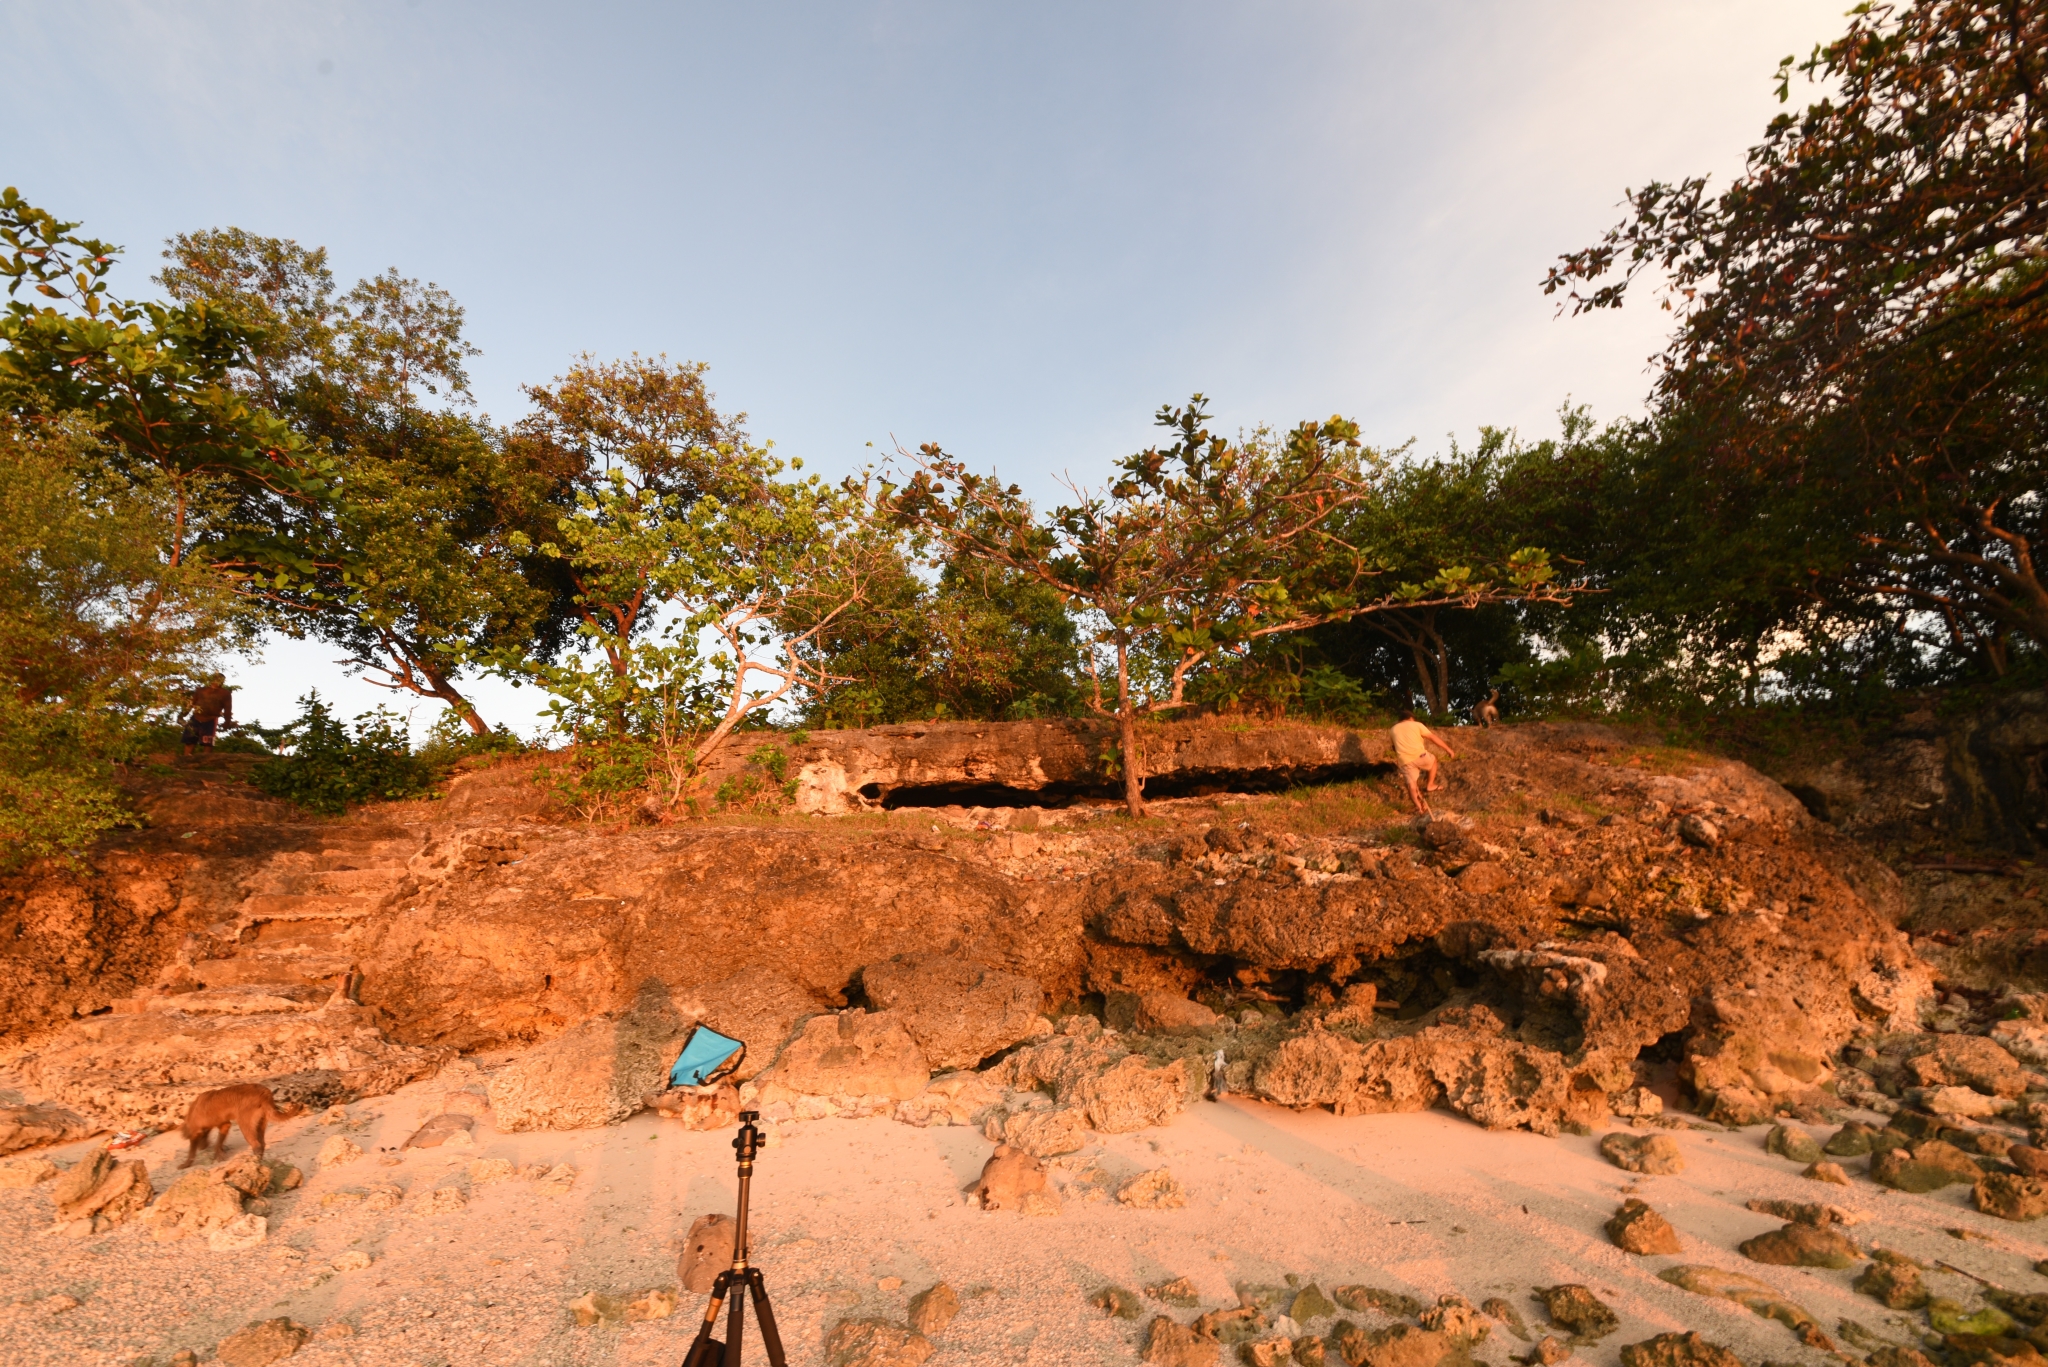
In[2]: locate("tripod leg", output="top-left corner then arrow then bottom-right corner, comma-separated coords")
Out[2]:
681,1272 -> 731,1367
745,1268 -> 789,1367
721,1276 -> 747,1367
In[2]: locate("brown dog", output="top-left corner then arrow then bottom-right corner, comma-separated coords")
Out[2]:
179,1083 -> 301,1167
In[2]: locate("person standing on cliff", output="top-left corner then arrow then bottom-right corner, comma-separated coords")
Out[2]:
181,673 -> 235,760
1390,707 -> 1456,815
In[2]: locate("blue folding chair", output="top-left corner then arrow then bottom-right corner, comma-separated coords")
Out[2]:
669,1024 -> 746,1089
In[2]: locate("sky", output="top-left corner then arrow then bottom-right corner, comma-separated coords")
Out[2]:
5,1 -> 1851,736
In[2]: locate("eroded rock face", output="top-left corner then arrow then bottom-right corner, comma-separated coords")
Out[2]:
675,967 -> 826,1081
860,954 -> 1044,1070
487,1002 -> 688,1131
760,1009 -> 929,1101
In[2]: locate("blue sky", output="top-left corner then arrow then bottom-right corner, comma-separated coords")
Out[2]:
6,1 -> 1849,734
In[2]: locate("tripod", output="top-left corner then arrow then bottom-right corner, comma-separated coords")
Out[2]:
681,1111 -> 787,1367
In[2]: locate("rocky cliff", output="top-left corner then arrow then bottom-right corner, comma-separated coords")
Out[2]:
0,719 -> 1944,1140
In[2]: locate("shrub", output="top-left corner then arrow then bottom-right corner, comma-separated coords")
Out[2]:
247,693 -> 437,815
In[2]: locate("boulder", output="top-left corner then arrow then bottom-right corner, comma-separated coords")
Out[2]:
970,1143 -> 1049,1211
1738,1222 -> 1860,1268
1535,1286 -> 1619,1343
1106,991 -> 1221,1035
996,1107 -> 1089,1157
763,1010 -> 929,1101
214,1317 -> 308,1367
145,1167 -> 247,1241
0,1154 -> 59,1187
2011,1145 -> 2048,1178
1765,1124 -> 1822,1164
824,1318 -> 935,1367
907,1282 -> 959,1338
1072,1054 -> 1198,1133
0,1102 -> 92,1155
1855,1258 -> 1930,1310
488,1005 -> 689,1131
678,1213 -> 736,1292
1343,1324 -> 1464,1367
1825,1121 -> 1883,1156
1744,1197 -> 1858,1227
1804,1160 -> 1853,1186
50,1149 -> 152,1231
1144,1315 -> 1221,1367
1606,1199 -> 1682,1255
1681,988 -> 1837,1115
1093,1286 -> 1143,1319
1618,1332 -> 1742,1367
1977,1173 -> 2048,1222
674,966 -> 828,1081
1873,1141 -> 1981,1192
1599,1132 -> 1684,1175
861,954 -> 1044,1070
1902,1035 -> 2028,1098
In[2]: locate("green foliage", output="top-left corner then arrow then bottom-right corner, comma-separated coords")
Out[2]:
530,739 -> 652,822
247,693 -> 436,815
0,692 -> 140,866
1546,1 -> 2048,674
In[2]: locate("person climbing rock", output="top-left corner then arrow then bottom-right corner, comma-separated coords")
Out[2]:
181,672 -> 235,760
1390,706 -> 1456,814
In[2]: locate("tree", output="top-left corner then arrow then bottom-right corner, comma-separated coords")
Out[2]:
887,397 -> 1570,817
1545,0 -> 2048,671
157,230 -> 568,732
510,360 -> 891,810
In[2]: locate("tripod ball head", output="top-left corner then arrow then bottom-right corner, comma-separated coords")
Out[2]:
734,1109 -> 761,1161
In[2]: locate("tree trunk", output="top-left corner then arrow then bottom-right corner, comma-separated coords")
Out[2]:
1116,641 -> 1147,818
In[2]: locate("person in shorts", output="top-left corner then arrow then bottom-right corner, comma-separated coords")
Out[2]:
181,673 -> 235,759
1390,706 -> 1457,814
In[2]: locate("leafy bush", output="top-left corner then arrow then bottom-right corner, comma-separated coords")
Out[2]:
247,693 -> 437,815
0,694 -> 139,867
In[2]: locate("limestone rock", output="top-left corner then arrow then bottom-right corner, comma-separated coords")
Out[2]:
1106,991 -> 1222,1035
997,1106 -> 1089,1157
52,1149 -> 153,1230
1295,1334 -> 1330,1367
1765,1124 -> 1822,1164
1118,1168 -> 1187,1209
1738,1222 -> 1860,1268
907,1282 -> 959,1337
1873,1141 -> 1981,1192
679,1213 -> 736,1292
316,1135 -> 362,1168
1536,1286 -> 1619,1343
1343,1324 -> 1464,1367
1291,1285 -> 1338,1322
1618,1332 -> 1741,1367
1825,1121 -> 1883,1156
468,1158 -> 516,1184
824,1318 -> 936,1367
145,1168 -> 246,1241
1804,1160 -> 1853,1185
403,1112 -> 474,1148
414,1185 -> 466,1215
214,1317 -> 307,1366
2011,1145 -> 2048,1178
1334,1286 -> 1424,1319
1681,988 -> 1837,1115
0,1102 -> 91,1155
1606,1199 -> 1682,1255
1150,1277 -> 1203,1307
1901,1034 -> 2028,1098
1245,1338 -> 1295,1367
1744,1197 -> 1858,1227
488,1006 -> 687,1131
675,966 -> 828,1081
971,1144 -> 1050,1211
1145,1315 -> 1221,1367
1522,1335 -> 1570,1366
1253,1021 -> 1619,1135
1072,1054 -> 1197,1133
647,1082 -> 741,1131
765,1009 -> 930,1101
861,954 -> 1044,1070
207,1211 -> 269,1250
18,1004 -> 441,1131
1195,1306 -> 1268,1344
1482,1298 -> 1531,1342
1093,1286 -> 1144,1319
1599,1132 -> 1684,1175
332,1250 -> 373,1272
1855,1258 -> 1930,1310
1977,1173 -> 2048,1222
1656,1265 -> 1830,1349
1420,1295 -> 1490,1344
0,1154 -> 59,1187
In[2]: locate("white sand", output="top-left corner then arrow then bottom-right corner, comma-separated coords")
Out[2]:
3,1079 -> 2043,1366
